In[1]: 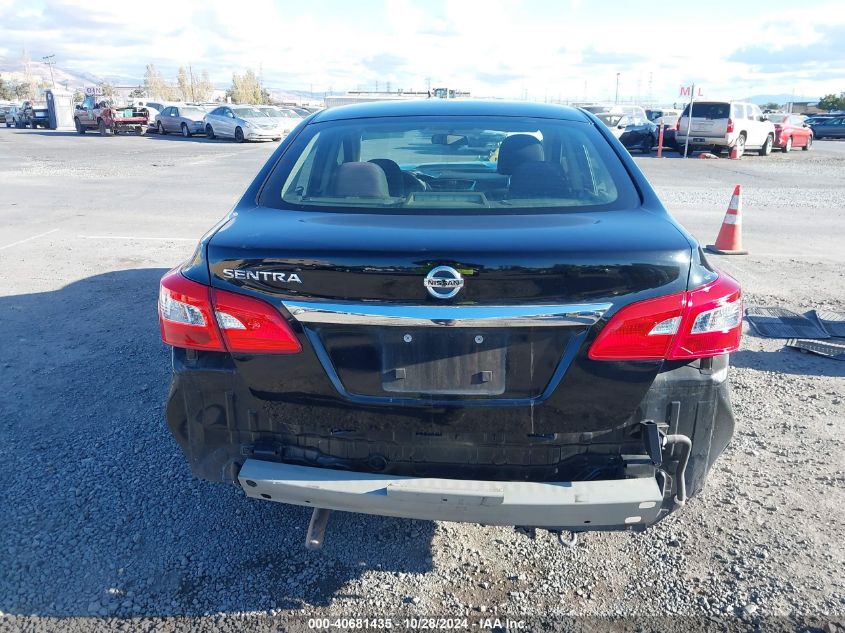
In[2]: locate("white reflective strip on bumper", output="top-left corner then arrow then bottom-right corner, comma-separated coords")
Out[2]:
238,460 -> 664,528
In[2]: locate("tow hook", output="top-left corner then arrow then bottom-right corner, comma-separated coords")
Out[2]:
305,508 -> 332,550
641,420 -> 692,508
662,434 -> 692,506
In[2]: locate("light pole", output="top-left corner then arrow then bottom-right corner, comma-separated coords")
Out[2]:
42,54 -> 56,88
614,72 -> 620,104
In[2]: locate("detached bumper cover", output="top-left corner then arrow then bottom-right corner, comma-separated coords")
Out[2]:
238,459 -> 664,529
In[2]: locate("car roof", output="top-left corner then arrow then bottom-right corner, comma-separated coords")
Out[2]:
311,99 -> 591,123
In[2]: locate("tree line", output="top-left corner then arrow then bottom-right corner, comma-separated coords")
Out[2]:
139,64 -> 215,102
817,92 -> 845,112
0,77 -> 50,101
139,65 -> 271,104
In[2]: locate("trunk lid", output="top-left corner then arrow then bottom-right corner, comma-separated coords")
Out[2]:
205,206 -> 692,412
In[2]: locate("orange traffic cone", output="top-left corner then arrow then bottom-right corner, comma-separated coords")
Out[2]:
729,143 -> 741,159
706,185 -> 748,255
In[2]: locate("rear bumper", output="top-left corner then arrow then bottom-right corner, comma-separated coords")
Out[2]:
238,459 -> 664,529
675,135 -> 730,147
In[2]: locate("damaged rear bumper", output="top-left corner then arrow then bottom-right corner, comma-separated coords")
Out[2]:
238,459 -> 664,530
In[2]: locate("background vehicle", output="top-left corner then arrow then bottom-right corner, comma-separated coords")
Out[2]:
159,101 -> 742,543
131,100 -> 169,131
583,104 -> 648,120
767,114 -> 813,151
74,95 -> 149,136
286,106 -> 312,117
595,111 -> 656,153
20,101 -> 50,128
256,106 -> 304,138
3,105 -> 22,128
203,105 -> 280,142
646,108 -> 680,124
810,117 -> 845,139
675,101 -> 775,156
155,105 -> 208,137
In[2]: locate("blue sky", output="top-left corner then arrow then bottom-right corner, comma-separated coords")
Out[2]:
1,0 -> 843,102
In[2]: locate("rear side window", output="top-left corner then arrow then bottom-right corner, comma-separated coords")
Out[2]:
263,115 -> 640,213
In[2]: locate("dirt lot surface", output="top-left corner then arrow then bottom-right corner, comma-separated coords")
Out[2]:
1,127 -> 843,633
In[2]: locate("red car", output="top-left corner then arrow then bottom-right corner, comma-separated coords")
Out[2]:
769,114 -> 813,152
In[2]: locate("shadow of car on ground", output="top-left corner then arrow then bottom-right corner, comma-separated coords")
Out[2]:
0,268 -> 435,618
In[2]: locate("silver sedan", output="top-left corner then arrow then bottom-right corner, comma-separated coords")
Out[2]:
203,105 -> 281,142
155,105 -> 209,137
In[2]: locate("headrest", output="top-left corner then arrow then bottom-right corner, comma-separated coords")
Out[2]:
368,159 -> 404,197
330,162 -> 390,198
497,134 -> 544,175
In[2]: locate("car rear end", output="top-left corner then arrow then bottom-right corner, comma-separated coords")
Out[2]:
159,103 -> 741,537
675,101 -> 734,151
110,105 -> 150,131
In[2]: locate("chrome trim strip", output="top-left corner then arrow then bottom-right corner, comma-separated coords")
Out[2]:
282,301 -> 611,328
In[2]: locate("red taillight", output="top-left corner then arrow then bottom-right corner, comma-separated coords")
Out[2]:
159,270 -> 224,351
726,118 -> 734,133
588,273 -> 742,361
212,288 -> 302,354
587,292 -> 686,360
158,269 -> 301,354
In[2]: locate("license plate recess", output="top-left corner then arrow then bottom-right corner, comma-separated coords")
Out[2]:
381,329 -> 507,395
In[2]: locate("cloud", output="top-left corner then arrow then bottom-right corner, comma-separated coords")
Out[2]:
580,48 -> 648,66
1,0 -> 844,102
728,23 -> 845,71
362,53 -> 407,75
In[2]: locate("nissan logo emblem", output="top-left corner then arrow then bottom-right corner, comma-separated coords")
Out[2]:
424,266 -> 464,299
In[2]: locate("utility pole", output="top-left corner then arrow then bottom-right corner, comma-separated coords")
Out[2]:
188,65 -> 196,102
615,72 -> 620,104
42,54 -> 56,88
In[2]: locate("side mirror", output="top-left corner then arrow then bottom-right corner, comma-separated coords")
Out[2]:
617,124 -> 625,129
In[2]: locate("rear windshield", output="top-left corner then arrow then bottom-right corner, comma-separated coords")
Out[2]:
261,115 -> 640,213
681,103 -> 730,119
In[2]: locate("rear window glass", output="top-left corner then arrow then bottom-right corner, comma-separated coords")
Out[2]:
682,103 -> 730,119
262,115 -> 639,213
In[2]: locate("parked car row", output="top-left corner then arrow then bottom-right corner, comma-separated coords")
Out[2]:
586,101 -> 831,157
3,97 -> 319,142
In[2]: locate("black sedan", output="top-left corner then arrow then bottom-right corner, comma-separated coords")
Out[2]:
595,112 -> 657,153
158,100 -> 742,547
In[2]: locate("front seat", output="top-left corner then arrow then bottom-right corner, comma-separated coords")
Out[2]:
497,134 -> 544,175
329,162 -> 390,198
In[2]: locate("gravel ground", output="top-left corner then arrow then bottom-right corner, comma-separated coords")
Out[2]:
0,129 -> 843,633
